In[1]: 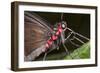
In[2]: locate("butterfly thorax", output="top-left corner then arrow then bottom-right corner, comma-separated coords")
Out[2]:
45,23 -> 63,51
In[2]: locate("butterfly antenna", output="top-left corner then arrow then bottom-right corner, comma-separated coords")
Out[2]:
61,13 -> 64,21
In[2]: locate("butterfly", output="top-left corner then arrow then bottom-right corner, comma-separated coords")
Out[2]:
24,12 -> 89,61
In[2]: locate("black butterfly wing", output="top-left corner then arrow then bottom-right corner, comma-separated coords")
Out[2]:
24,12 -> 54,60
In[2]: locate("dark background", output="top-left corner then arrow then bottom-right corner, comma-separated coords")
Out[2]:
34,12 -> 90,38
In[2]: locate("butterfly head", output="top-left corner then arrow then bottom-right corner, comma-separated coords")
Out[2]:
60,21 -> 67,29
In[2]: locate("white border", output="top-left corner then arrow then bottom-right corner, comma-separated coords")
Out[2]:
18,5 -> 96,68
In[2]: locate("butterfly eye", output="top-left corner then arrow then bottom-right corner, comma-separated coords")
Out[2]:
62,24 -> 65,28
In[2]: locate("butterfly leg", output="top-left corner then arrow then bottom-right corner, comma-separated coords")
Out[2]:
62,43 -> 73,59
43,52 -> 47,61
69,40 -> 80,47
56,38 -> 60,50
57,46 -> 59,50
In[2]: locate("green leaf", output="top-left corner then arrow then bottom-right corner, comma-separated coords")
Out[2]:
64,41 -> 90,60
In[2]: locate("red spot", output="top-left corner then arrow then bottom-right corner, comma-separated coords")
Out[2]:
46,43 -> 49,48
58,25 -> 62,33
56,31 -> 60,35
52,35 -> 57,40
58,28 -> 62,32
47,40 -> 53,45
